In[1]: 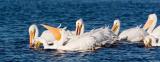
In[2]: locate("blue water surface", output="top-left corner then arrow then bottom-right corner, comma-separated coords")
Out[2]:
1,0 -> 160,62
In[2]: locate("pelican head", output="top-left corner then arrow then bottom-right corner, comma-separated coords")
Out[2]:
111,19 -> 120,35
32,38 -> 43,48
143,35 -> 156,48
76,18 -> 84,36
143,14 -> 157,33
32,37 -> 51,49
28,24 -> 39,48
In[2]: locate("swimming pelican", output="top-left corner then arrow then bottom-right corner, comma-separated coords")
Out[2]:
28,24 -> 55,48
32,19 -> 120,51
118,14 -> 157,43
143,26 -> 160,47
32,25 -> 68,49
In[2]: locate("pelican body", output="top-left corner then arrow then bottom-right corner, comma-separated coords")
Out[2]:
119,14 -> 157,43
119,27 -> 148,43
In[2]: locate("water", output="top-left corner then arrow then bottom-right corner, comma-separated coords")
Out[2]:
1,0 -> 160,62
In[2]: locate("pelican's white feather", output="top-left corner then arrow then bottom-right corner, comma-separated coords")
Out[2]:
144,26 -> 160,47
119,27 -> 148,43
151,26 -> 160,38
119,14 -> 157,43
57,27 -> 118,51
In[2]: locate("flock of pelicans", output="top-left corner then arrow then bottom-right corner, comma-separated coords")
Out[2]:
28,13 -> 160,51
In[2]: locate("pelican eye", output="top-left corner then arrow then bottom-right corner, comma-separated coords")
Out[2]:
156,38 -> 159,43
47,42 -> 54,46
115,23 -> 117,25
48,43 -> 54,45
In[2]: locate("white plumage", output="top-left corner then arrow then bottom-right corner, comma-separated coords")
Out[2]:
57,27 -> 118,51
119,14 -> 157,43
28,24 -> 55,48
119,26 -> 148,43
143,26 -> 160,47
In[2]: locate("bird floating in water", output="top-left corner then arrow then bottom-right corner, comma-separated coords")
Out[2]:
28,24 -> 56,48
118,14 -> 157,43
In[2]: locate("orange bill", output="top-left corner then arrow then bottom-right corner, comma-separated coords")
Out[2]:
111,24 -> 118,33
143,19 -> 154,30
76,24 -> 82,35
29,30 -> 35,48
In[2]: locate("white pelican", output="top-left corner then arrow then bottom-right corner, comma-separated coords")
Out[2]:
28,24 -> 55,48
32,25 -> 68,49
32,19 -> 120,51
143,26 -> 160,47
118,14 -> 157,43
